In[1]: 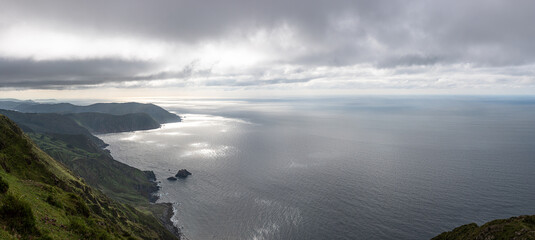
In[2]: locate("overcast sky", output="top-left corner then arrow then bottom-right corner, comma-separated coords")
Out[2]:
1,0 -> 535,98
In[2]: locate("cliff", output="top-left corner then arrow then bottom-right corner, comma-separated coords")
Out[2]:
0,114 -> 178,239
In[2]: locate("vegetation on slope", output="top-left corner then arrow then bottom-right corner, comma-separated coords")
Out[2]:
432,215 -> 535,240
0,109 -> 106,147
0,109 -> 159,205
0,114 -> 178,239
66,112 -> 160,134
28,132 -> 159,205
11,102 -> 181,124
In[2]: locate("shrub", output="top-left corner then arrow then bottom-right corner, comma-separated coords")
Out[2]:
67,193 -> 90,217
69,216 -> 111,239
0,194 -> 39,236
0,176 -> 8,193
45,195 -> 63,208
69,216 -> 90,236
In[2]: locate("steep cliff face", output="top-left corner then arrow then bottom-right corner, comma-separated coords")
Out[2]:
432,215 -> 535,240
0,115 -> 178,239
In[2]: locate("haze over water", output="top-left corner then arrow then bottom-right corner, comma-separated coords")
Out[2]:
99,97 -> 535,240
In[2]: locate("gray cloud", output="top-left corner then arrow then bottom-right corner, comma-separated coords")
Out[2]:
0,58 -> 154,88
1,0 -> 535,89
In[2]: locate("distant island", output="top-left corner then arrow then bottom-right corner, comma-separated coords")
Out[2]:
0,100 -> 183,239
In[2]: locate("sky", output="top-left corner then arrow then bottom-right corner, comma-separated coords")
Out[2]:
1,0 -> 535,99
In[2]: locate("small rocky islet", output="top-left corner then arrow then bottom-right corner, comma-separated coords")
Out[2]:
167,169 -> 192,180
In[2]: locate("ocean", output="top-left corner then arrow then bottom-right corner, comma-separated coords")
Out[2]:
98,96 -> 535,240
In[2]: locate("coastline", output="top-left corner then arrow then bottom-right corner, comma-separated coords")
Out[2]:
99,132 -> 183,239
146,175 -> 182,239
151,202 -> 182,239
94,114 -> 184,239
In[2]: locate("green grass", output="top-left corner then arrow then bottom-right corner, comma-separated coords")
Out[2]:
432,215 -> 535,240
28,132 -> 159,206
0,114 -> 178,240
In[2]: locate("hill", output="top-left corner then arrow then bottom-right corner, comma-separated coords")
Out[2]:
0,109 -> 160,205
432,215 -> 535,240
66,112 -> 160,134
0,110 -> 106,147
11,102 -> 181,124
0,114 -> 178,239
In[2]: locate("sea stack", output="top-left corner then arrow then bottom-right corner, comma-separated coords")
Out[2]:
175,169 -> 192,178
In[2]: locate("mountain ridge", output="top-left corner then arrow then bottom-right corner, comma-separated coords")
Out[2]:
2,101 -> 181,124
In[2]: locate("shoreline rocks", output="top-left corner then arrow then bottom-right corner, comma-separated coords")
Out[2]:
175,169 -> 192,178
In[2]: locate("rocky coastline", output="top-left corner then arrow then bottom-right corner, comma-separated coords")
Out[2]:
148,174 -> 182,239
156,202 -> 182,239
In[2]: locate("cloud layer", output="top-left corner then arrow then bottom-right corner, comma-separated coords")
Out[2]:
0,0 -> 534,92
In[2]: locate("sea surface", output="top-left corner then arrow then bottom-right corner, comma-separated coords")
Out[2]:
98,96 -> 535,240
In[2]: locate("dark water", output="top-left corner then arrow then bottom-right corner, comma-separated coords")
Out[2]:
99,96 -> 535,240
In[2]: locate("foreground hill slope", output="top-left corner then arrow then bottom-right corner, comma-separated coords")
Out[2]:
432,215 -> 535,240
0,114 -> 178,239
0,109 -> 159,205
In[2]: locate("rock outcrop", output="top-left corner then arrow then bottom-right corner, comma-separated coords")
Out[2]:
175,169 -> 192,178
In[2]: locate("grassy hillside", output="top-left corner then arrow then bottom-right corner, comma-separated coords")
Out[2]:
0,110 -> 159,205
432,215 -> 535,240
28,133 -> 159,205
0,114 -> 178,239
0,109 -> 106,147
66,112 -> 160,134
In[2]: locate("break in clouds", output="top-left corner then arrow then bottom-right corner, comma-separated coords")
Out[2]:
0,0 -> 534,91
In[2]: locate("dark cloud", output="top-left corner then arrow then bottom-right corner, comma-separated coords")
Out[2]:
0,58 -> 154,88
377,54 -> 444,68
1,0 -> 534,89
203,77 -> 315,87
4,0 -> 534,63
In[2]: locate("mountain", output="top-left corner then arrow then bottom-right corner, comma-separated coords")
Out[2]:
11,102 -> 181,124
0,109 -> 160,205
432,215 -> 535,240
0,99 -> 36,110
66,112 -> 160,134
0,109 -> 106,147
0,114 -> 178,239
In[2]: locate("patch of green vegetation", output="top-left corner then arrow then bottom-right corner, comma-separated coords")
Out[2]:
433,215 -> 535,240
0,194 -> 41,237
0,114 -> 178,240
45,194 -> 63,209
0,176 -> 8,193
